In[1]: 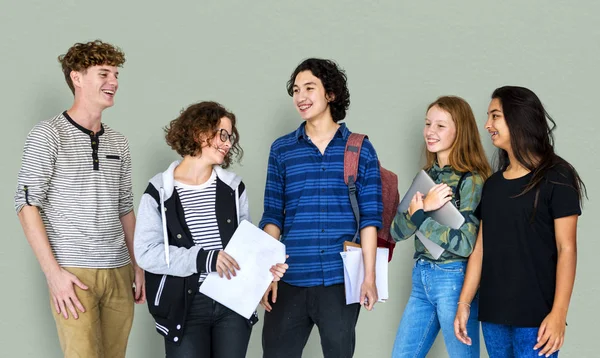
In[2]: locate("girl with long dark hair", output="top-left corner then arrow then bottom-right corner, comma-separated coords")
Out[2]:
454,86 -> 586,357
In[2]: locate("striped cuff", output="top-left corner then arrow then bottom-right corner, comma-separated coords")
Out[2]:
207,250 -> 218,273
196,249 -> 219,274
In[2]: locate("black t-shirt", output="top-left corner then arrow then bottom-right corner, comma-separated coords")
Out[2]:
476,166 -> 581,327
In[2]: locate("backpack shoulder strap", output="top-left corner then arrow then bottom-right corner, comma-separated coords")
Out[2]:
344,133 -> 367,186
344,133 -> 367,243
454,171 -> 472,209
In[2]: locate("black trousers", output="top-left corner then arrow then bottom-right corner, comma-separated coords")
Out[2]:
165,293 -> 252,358
262,281 -> 361,358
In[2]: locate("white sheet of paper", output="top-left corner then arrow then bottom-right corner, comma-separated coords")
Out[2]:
416,231 -> 445,260
339,247 -> 389,305
199,220 -> 286,319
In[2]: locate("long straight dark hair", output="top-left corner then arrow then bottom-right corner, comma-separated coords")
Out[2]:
491,86 -> 586,205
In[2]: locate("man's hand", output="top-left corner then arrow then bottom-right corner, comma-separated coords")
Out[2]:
133,265 -> 146,304
47,267 -> 88,319
360,278 -> 378,311
260,282 -> 278,312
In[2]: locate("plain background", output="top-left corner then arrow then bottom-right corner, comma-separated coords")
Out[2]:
1,1 -> 598,357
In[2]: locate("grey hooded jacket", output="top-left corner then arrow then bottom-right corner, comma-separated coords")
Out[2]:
134,160 -> 251,343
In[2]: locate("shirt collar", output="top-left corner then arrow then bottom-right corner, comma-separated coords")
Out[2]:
295,122 -> 349,143
431,160 -> 457,174
63,111 -> 105,137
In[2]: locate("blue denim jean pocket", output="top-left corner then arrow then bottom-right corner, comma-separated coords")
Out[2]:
434,260 -> 466,273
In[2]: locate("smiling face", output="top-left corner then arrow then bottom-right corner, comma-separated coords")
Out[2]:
424,105 -> 457,165
485,98 -> 511,151
200,116 -> 233,166
72,65 -> 119,110
291,70 -> 333,122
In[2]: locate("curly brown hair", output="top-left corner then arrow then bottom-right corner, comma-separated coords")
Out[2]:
165,101 -> 243,168
58,40 -> 126,94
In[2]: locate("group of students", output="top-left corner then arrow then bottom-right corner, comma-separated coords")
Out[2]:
14,39 -> 584,358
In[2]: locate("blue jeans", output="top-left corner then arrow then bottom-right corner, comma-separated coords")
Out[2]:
392,259 -> 480,358
482,322 -> 559,358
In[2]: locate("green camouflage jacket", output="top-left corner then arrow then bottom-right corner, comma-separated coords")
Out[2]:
391,163 -> 484,262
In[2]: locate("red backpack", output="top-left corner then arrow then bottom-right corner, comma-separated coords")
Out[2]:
344,133 -> 400,261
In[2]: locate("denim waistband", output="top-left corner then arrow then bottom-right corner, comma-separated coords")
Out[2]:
415,258 -> 467,269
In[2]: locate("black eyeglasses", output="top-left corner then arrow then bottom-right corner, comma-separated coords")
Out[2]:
217,128 -> 235,143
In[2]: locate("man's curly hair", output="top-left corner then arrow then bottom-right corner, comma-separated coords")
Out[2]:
165,101 -> 243,169
286,58 -> 351,122
58,40 -> 126,94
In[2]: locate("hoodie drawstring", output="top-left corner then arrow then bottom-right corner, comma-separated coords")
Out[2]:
235,187 -> 240,225
160,187 -> 170,267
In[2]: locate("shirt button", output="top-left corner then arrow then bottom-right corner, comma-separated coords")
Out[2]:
321,229 -> 325,233
227,219 -> 231,223
174,337 -> 179,342
164,207 -> 167,212
187,289 -> 193,294
322,167 -> 325,171
176,234 -> 182,239
176,325 -> 181,330
320,250 -> 324,254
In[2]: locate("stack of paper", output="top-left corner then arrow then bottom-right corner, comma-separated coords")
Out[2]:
200,220 -> 286,319
340,247 -> 389,305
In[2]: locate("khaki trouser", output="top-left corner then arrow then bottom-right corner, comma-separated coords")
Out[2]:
50,264 -> 134,358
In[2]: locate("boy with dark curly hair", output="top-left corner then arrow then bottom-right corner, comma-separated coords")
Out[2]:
14,40 -> 144,358
259,58 -> 383,357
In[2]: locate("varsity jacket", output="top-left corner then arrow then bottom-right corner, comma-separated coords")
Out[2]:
134,160 -> 252,344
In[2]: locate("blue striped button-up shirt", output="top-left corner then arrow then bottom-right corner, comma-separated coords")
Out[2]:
259,122 -> 382,287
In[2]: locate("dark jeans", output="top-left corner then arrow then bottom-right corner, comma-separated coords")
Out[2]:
165,293 -> 252,358
262,281 -> 361,358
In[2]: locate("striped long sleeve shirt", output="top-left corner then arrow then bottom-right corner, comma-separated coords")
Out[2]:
14,112 -> 133,268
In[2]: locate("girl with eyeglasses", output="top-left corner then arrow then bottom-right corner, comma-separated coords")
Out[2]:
134,101 -> 287,357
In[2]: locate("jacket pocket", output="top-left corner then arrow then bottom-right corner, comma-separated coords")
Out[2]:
155,275 -> 167,306
145,271 -> 184,319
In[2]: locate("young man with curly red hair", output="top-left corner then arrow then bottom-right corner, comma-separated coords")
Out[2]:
14,40 -> 144,358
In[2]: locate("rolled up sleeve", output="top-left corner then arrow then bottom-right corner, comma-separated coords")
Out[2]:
356,140 -> 383,230
14,122 -> 58,214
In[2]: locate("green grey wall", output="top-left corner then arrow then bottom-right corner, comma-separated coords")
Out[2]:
1,1 -> 598,357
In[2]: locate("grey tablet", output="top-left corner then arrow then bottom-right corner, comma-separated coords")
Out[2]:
398,170 -> 465,230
